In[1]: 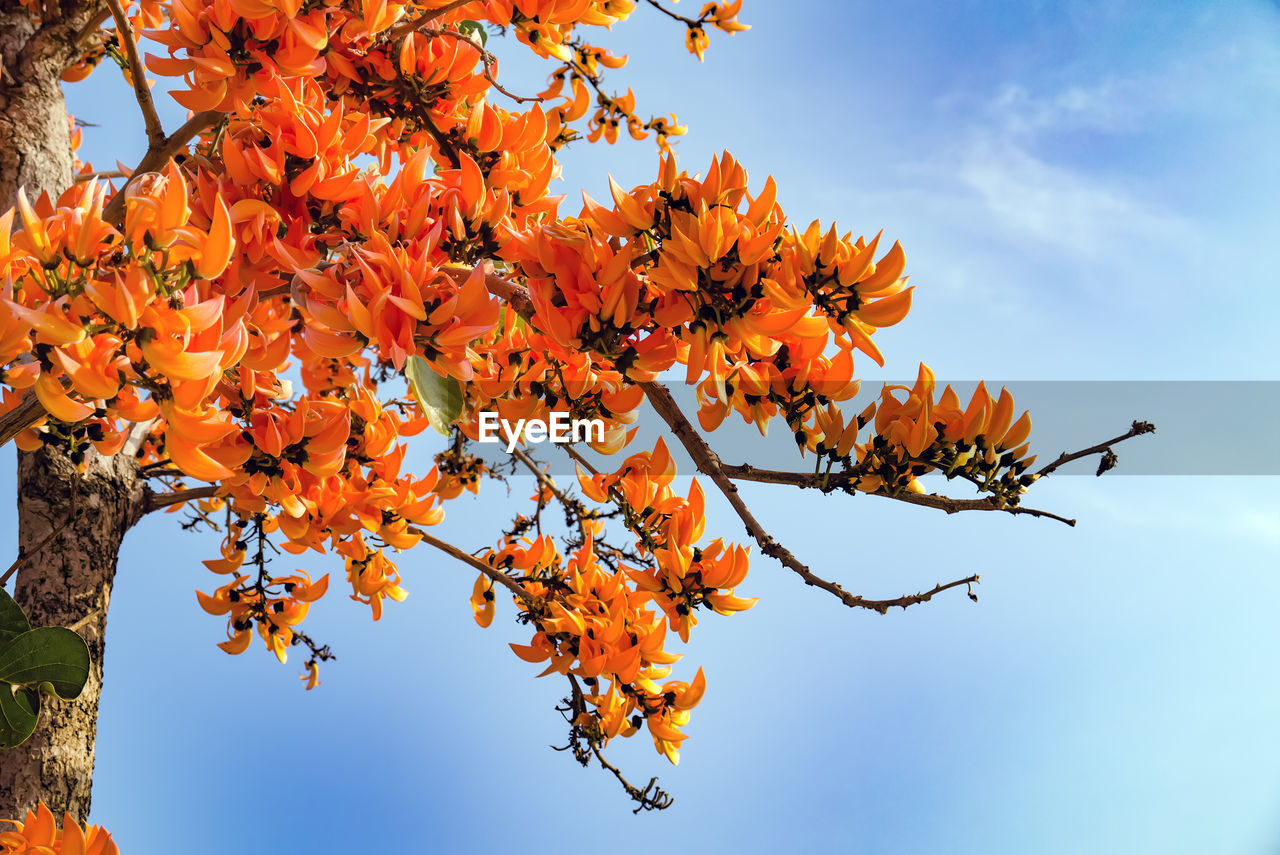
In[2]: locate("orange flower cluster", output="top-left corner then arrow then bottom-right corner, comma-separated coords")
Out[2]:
462,438 -> 751,763
0,172 -> 234,458
577,439 -> 754,642
0,140 -> 907,706
485,531 -> 710,764
456,301 -> 646,454
807,364 -> 1037,499
0,154 -> 463,676
501,152 -> 909,443
199,558 -> 330,661
0,803 -> 117,855
0,0 -> 1056,788
682,1 -> 749,61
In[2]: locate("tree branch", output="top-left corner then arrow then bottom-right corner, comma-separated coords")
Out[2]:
645,0 -> 700,26
720,463 -> 1078,526
420,28 -> 542,104
0,517 -> 70,586
639,381 -> 977,614
0,393 -> 45,446
143,484 -> 221,515
104,0 -> 166,148
410,527 -> 541,608
442,264 -> 534,316
511,447 -> 569,503
561,444 -> 601,477
511,446 -> 594,540
72,6 -> 112,51
75,170 -> 129,182
387,0 -> 475,39
1034,420 -> 1156,479
102,109 -> 223,225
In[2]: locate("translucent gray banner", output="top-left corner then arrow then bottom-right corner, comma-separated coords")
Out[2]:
476,381 -> 1278,477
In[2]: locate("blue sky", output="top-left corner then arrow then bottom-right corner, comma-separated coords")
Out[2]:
2,1 -> 1278,852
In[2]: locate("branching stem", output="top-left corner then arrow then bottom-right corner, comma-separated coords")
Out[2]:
104,0 -> 166,147
639,381 -> 978,614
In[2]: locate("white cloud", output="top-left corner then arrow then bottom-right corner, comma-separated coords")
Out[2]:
953,136 -> 1189,252
985,78 -> 1149,138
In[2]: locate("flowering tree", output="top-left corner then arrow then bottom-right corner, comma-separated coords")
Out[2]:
0,0 -> 1152,844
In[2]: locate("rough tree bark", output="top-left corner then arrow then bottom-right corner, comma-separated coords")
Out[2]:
0,0 -> 139,823
0,6 -> 76,203
0,449 -> 143,822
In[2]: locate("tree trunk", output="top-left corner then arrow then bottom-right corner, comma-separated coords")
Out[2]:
0,0 -> 138,824
0,448 -> 143,822
0,7 -> 76,207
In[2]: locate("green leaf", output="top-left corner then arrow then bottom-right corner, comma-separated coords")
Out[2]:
405,356 -> 464,437
0,684 -> 39,750
0,588 -> 30,646
458,19 -> 488,47
0,627 -> 90,700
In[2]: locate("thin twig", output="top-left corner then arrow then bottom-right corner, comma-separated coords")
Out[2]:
1034,420 -> 1156,479
421,28 -> 542,104
639,381 -> 978,614
510,447 -> 564,501
511,447 -> 591,540
1,518 -> 71,586
644,0 -> 699,26
72,5 -> 112,50
591,740 -> 673,812
105,0 -> 166,148
561,445 -> 601,477
410,527 -> 541,608
66,608 -> 103,634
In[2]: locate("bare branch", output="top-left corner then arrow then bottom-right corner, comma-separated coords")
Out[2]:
72,6 -> 112,51
511,447 -> 565,501
720,463 -> 1078,526
1035,420 -> 1156,479
143,484 -> 221,515
511,446 -> 594,540
105,0 -> 166,148
410,527 -> 541,608
561,444 -> 601,477
640,381 -> 977,614
1,518 -> 70,586
103,109 -> 223,225
590,739 -> 673,812
75,170 -> 129,182
0,394 -> 44,447
645,0 -> 699,26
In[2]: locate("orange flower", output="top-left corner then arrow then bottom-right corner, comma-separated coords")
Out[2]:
0,802 -> 118,855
